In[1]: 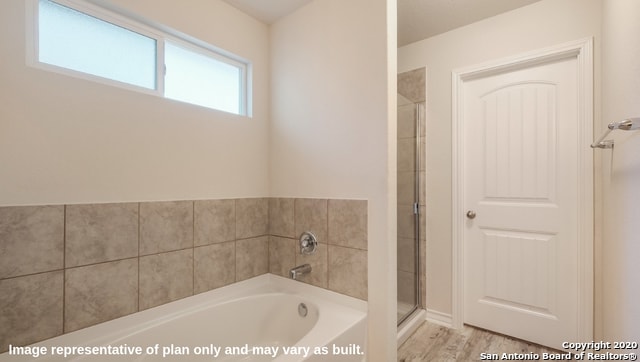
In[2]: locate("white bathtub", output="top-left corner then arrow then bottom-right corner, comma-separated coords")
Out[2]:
1,274 -> 367,362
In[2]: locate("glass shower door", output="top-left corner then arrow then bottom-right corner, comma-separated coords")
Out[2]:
397,97 -> 423,324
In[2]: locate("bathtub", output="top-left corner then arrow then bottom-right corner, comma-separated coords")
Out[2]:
0,274 -> 367,362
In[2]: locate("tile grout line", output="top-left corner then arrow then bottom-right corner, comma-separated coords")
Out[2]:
293,198 -> 298,278
62,204 -> 67,334
266,199 -> 270,275
63,256 -> 140,271
233,199 -> 237,283
326,199 -> 330,290
137,202 -> 141,312
0,268 -> 66,282
192,201 -> 195,296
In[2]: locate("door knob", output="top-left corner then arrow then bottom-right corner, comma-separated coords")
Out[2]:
466,210 -> 476,219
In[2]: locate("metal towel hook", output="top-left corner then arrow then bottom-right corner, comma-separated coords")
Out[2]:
591,117 -> 640,149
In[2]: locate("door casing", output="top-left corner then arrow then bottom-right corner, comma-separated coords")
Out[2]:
451,38 -> 594,342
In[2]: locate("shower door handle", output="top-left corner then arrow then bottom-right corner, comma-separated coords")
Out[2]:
466,210 -> 476,219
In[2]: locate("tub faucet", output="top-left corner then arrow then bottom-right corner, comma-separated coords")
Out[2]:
289,264 -> 312,280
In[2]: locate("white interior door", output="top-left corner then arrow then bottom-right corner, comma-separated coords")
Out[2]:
462,56 -> 581,349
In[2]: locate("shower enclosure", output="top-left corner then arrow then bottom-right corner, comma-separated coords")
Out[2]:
397,68 -> 425,325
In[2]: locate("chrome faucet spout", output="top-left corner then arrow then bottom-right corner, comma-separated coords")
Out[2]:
289,264 -> 312,280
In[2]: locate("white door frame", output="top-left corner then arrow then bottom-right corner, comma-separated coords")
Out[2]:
451,38 -> 594,341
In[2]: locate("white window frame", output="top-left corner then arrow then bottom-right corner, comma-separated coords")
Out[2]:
25,0 -> 250,116
163,37 -> 249,116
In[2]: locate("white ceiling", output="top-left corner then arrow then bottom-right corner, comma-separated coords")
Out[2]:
397,0 -> 543,46
221,0 -> 313,24
222,0 -> 543,46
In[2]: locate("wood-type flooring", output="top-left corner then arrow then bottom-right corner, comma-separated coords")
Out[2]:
398,321 -> 566,361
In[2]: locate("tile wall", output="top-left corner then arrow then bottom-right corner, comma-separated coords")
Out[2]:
397,67 -> 427,311
0,198 -> 367,352
268,198 -> 368,299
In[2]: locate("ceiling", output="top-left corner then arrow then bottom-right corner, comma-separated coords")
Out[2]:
222,0 -> 543,47
221,0 -> 313,24
397,0 -> 543,46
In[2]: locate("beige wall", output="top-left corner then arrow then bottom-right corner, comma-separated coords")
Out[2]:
601,0 -> 640,341
0,0 -> 270,206
398,0 -> 602,318
270,0 -> 397,358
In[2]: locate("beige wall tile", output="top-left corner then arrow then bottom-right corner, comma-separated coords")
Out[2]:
65,203 -> 138,268
194,199 -> 235,246
397,269 -> 416,305
419,106 -> 426,138
398,103 -> 416,139
328,245 -> 367,300
139,249 -> 193,310
419,171 -> 426,206
294,198 -> 327,243
140,201 -> 193,255
420,243 -> 427,309
269,236 -> 296,278
398,237 -> 416,273
398,68 -> 426,103
398,93 -> 413,106
236,198 -> 268,239
0,271 -> 63,352
194,242 -> 235,294
269,198 -> 294,238
65,259 -> 138,332
398,171 -> 416,206
236,236 -> 268,281
420,138 -> 426,171
0,206 -> 64,279
398,137 -> 416,173
295,242 -> 328,288
328,199 -> 367,250
420,207 -> 426,242
398,203 -> 416,240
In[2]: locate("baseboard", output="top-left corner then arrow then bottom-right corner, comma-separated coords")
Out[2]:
425,309 -> 453,328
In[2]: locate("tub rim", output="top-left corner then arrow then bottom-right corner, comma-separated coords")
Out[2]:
1,274 -> 367,361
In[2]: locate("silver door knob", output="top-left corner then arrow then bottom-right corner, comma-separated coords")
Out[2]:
466,210 -> 476,219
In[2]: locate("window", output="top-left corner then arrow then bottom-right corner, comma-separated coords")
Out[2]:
30,0 -> 249,116
165,42 -> 243,115
38,0 -> 157,90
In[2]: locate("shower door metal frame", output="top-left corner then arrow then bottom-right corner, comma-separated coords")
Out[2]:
398,101 -> 423,326
413,102 -> 423,310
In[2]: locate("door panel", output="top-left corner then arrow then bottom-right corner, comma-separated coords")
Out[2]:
483,83 -> 556,201
480,228 -> 556,317
463,57 -> 578,348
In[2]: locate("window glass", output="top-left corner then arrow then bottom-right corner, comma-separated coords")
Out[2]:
34,0 -> 248,115
38,0 -> 156,90
165,41 -> 242,114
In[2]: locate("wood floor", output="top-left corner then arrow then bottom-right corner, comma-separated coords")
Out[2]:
398,321 -> 563,361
